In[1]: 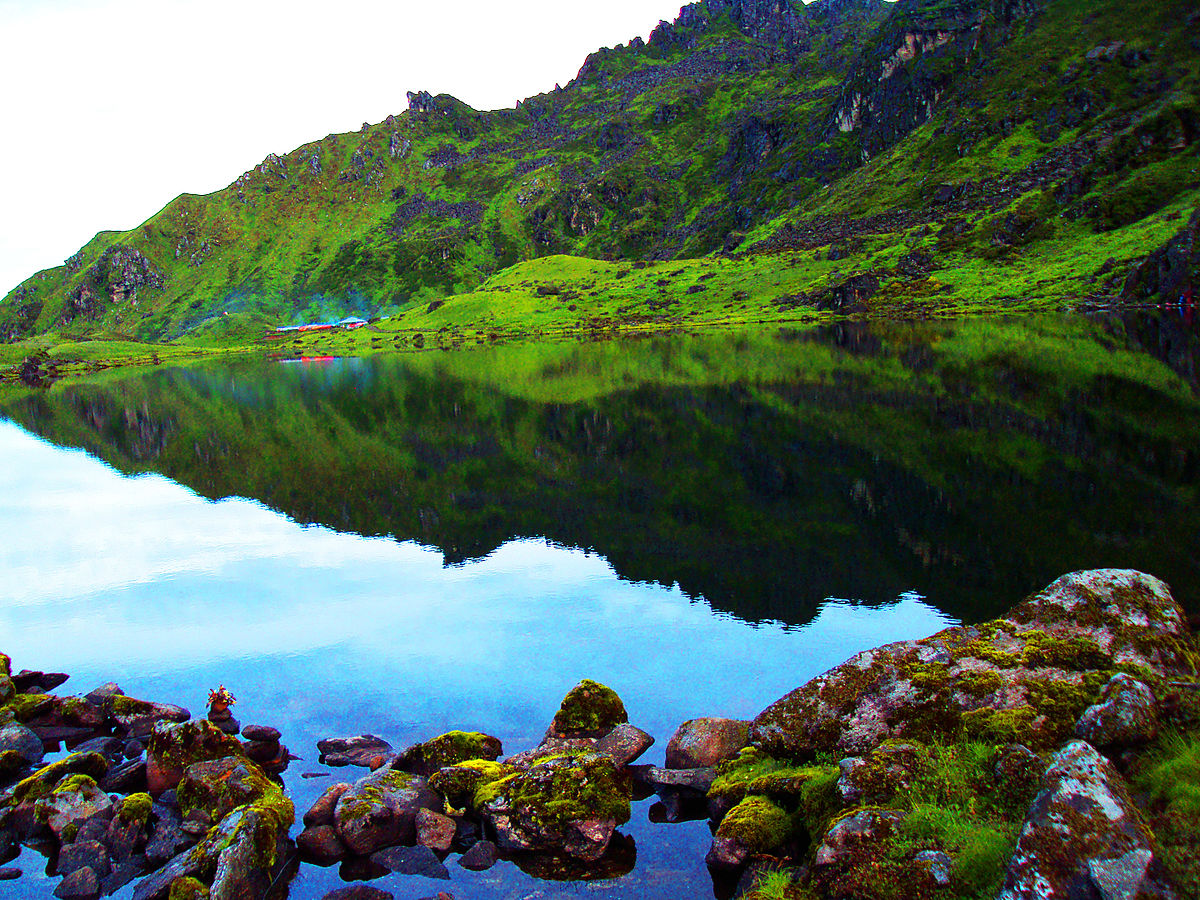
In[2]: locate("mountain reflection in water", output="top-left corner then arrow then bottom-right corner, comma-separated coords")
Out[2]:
3,312 -> 1198,627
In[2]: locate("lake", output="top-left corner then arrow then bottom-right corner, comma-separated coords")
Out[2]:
1,312 -> 1197,899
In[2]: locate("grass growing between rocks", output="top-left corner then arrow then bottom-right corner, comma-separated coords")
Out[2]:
1131,727 -> 1200,895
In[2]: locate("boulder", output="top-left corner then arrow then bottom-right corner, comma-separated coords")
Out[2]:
481,752 -> 630,861
458,839 -> 499,870
109,696 -> 190,736
297,824 -> 345,865
53,866 -> 100,900
638,765 -> 716,794
546,679 -> 628,739
836,742 -> 927,806
594,722 -> 654,766
208,807 -> 279,900
176,757 -> 274,821
706,795 -> 795,871
0,722 -> 44,767
415,808 -> 456,851
55,840 -> 111,878
303,782 -> 351,827
317,734 -> 393,768
997,740 -> 1176,899
333,769 -> 440,856
146,720 -> 244,796
33,775 -> 114,841
394,731 -> 502,777
751,570 -> 1195,758
666,718 -> 748,769
813,808 -> 907,868
428,760 -> 517,813
240,725 -> 280,743
1075,673 -> 1159,749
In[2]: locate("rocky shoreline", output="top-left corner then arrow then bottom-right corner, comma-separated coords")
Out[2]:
2,568 -> 1198,900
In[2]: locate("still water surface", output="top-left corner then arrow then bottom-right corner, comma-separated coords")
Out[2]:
1,314 -> 1197,898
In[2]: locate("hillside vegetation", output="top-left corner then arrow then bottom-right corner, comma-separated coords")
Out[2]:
1,0 -> 1197,352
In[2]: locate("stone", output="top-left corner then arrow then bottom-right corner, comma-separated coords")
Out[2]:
504,736 -> 596,768
0,867 -> 22,879
208,808 -> 279,900
915,849 -> 952,887
146,720 -> 244,796
101,758 -> 146,794
317,734 -> 393,768
176,756 -> 273,821
70,737 -> 124,763
303,782 -> 351,827
751,570 -> 1195,757
665,717 -> 748,769
707,794 -> 797,871
53,866 -> 100,900
333,768 -> 440,856
100,859 -> 142,896
34,775 -> 114,842
997,740 -> 1174,899
320,887 -> 394,900
394,731 -> 503,777
56,840 -> 111,878
813,808 -> 907,868
415,808 -> 456,851
240,725 -> 280,743
639,765 -> 716,794
84,684 -> 123,707
0,722 -> 44,766
546,679 -> 628,739
13,671 -> 69,693
482,752 -> 629,862
836,742 -> 926,806
297,825 -> 345,865
109,696 -> 190,735
458,839 -> 499,870
370,845 -> 450,879
1075,673 -> 1158,748
594,722 -> 654,766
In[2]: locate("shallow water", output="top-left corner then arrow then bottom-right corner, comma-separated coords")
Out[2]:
1,313 -> 1197,898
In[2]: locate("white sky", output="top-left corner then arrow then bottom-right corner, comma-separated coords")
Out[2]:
0,0 -> 691,296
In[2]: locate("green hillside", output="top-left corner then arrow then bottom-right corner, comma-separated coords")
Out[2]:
1,0 -> 1197,351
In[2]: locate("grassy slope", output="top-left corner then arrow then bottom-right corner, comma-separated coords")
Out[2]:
0,0 -> 1197,365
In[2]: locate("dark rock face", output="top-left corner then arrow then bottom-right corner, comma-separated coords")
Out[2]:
750,570 -> 1195,757
997,740 -> 1176,900
1121,208 -> 1200,302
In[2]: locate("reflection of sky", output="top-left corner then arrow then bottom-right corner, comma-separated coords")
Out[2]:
0,419 -> 957,899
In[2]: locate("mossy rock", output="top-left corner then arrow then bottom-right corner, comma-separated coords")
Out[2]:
429,759 -> 517,811
12,751 -> 109,804
750,570 -> 1196,758
0,677 -> 13,705
0,653 -> 9,677
0,748 -> 27,779
3,693 -> 53,722
177,756 -> 275,822
707,794 -> 797,870
548,679 -> 628,738
168,876 -> 211,900
118,791 -> 153,824
147,719 -> 246,796
396,730 -> 503,776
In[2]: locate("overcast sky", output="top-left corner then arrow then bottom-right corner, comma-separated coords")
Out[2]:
0,0 -> 691,296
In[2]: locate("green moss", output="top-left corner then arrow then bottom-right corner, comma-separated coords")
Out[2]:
119,792 -> 153,824
717,795 -> 794,851
13,752 -> 109,804
110,695 -> 155,717
61,822 -> 78,843
53,774 -> 98,795
485,752 -> 630,827
429,759 -> 517,811
0,677 -> 13,705
336,770 -> 415,824
0,653 -> 9,677
407,730 -> 502,770
1131,728 -> 1200,893
177,758 -> 274,822
148,719 -> 245,774
3,693 -> 52,722
168,876 -> 211,900
550,678 -> 627,736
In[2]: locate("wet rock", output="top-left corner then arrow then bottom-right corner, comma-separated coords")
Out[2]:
751,570 -> 1195,757
369,845 -> 450,879
145,810 -> 190,866
131,843 -> 202,900
34,775 -> 114,842
303,782 -> 351,827
208,807 -> 278,900
333,768 -> 440,855
317,734 -> 393,768
814,808 -> 907,867
481,752 -> 629,862
395,731 -> 502,777
428,761 -> 517,813
241,725 -> 280,743
594,722 -> 654,767
55,840 -> 111,878
997,740 -> 1174,899
458,839 -> 499,871
53,866 -> 100,900
320,887 -> 394,900
146,720 -> 244,796
109,697 -> 189,737
177,756 -> 273,821
415,808 -> 456,851
546,679 -> 628,739
74,817 -> 110,844
297,824 -> 345,865
1075,673 -> 1158,749
105,812 -> 146,861
0,722 -> 44,767
666,718 -> 748,769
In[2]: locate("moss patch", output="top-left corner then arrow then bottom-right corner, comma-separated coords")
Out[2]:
550,679 -> 627,737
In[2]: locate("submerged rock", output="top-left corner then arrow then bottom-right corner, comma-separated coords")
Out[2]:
751,570 -> 1195,757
